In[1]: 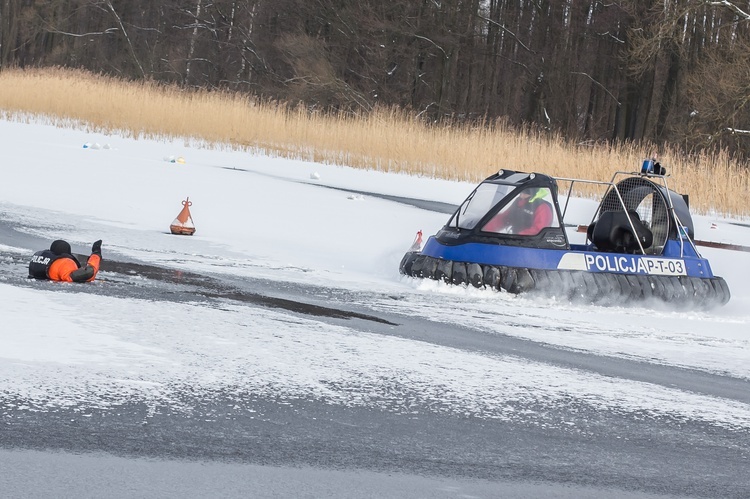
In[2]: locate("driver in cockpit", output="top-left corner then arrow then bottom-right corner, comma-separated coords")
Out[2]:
483,187 -> 553,235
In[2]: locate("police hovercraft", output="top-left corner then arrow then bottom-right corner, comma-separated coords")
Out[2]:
399,162 -> 730,308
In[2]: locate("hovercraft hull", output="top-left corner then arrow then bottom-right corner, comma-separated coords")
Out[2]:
400,237 -> 730,308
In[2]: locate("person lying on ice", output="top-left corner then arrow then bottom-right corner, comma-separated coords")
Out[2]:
28,239 -> 102,282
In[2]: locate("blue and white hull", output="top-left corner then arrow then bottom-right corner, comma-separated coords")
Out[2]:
400,237 -> 729,308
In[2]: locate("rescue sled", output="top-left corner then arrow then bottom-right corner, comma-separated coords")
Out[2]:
399,164 -> 731,308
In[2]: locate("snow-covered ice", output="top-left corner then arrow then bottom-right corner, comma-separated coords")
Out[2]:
1,116 -> 749,431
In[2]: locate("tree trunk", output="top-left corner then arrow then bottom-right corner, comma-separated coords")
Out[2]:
186,0 -> 204,85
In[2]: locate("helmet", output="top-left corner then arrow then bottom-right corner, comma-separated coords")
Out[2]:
50,240 -> 72,255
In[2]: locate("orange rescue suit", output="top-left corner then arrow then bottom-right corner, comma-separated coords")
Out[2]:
49,254 -> 101,282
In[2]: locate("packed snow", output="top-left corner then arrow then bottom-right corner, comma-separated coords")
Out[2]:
1,117 -> 749,430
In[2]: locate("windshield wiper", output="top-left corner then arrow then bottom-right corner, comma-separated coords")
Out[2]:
453,190 -> 477,228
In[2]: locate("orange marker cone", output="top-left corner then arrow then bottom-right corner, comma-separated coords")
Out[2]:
408,230 -> 423,252
170,197 -> 196,235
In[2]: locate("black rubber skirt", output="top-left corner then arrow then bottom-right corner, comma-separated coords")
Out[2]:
399,251 -> 731,309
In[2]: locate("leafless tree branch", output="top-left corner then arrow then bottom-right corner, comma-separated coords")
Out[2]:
104,0 -> 145,78
572,72 -> 621,106
707,1 -> 750,21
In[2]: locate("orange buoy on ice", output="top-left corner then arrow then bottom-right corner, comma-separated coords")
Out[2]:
170,197 -> 196,235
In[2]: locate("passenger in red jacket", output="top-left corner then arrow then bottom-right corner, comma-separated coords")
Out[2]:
28,239 -> 102,282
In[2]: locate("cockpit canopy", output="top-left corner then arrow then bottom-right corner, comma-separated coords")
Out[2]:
447,170 -> 561,237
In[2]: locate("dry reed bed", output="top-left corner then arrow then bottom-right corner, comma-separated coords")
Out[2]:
0,67 -> 747,217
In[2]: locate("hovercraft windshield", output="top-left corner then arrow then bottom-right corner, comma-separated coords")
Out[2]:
441,170 -> 565,248
448,182 -> 514,230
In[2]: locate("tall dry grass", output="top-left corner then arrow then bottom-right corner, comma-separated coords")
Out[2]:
0,67 -> 747,217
